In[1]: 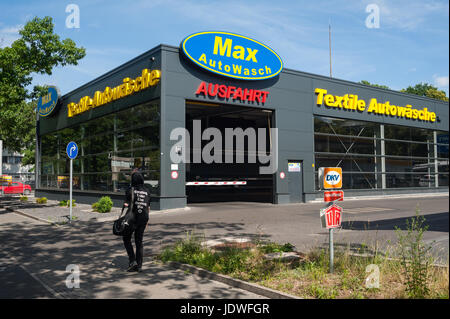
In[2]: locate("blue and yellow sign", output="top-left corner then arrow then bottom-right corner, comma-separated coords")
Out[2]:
181,31 -> 283,80
38,86 -> 59,117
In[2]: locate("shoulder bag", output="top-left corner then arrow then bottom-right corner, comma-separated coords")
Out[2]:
113,187 -> 136,236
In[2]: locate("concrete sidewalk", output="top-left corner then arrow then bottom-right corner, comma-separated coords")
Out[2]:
0,207 -> 266,299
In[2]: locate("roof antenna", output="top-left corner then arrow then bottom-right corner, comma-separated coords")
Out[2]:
329,18 -> 332,78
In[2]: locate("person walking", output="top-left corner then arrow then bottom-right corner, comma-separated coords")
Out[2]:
123,171 -> 150,272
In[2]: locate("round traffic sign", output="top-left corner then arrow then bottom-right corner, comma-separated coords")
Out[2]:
280,172 -> 285,179
66,141 -> 78,159
171,171 -> 178,179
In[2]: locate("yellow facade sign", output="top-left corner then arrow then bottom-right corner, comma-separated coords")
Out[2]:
315,88 -> 437,122
68,69 -> 161,117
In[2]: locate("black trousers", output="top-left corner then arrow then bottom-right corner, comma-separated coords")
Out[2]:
122,223 -> 147,267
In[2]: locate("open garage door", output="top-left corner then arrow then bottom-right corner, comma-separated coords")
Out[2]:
185,101 -> 275,203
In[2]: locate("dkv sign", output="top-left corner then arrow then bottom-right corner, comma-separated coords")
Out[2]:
320,167 -> 342,189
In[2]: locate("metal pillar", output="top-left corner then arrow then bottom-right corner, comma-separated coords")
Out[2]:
380,125 -> 386,189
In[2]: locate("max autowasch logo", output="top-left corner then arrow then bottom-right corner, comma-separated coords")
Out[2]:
181,31 -> 283,80
38,86 -> 60,117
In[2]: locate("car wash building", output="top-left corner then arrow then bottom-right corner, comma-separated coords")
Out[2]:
35,31 -> 449,210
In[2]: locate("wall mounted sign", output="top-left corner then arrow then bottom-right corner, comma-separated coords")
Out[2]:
182,31 -> 283,80
67,69 -> 161,117
324,190 -> 344,202
321,167 -> 343,189
195,81 -> 269,103
320,204 -> 343,229
288,162 -> 301,172
38,86 -> 60,117
315,88 -> 437,123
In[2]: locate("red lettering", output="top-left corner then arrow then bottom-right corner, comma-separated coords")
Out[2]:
243,89 -> 254,102
208,83 -> 218,96
218,85 -> 227,98
233,87 -> 243,100
254,90 -> 262,102
194,82 -> 269,104
195,82 -> 207,95
226,86 -> 236,99
261,91 -> 269,103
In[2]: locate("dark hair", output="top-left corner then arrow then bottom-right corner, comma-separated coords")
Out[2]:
131,172 -> 144,187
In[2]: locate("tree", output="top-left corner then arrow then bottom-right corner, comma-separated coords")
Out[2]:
401,83 -> 449,102
359,80 -> 390,90
0,16 -> 85,155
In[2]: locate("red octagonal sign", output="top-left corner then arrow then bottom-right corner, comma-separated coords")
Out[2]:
321,204 -> 343,229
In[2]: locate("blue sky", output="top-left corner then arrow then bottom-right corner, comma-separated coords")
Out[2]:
1,0 -> 449,96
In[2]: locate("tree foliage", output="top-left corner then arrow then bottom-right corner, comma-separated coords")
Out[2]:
401,83 -> 449,102
359,80 -> 390,90
0,16 -> 85,153
360,80 -> 448,102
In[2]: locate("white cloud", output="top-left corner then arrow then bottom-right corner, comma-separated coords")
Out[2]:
0,24 -> 22,47
433,74 -> 449,89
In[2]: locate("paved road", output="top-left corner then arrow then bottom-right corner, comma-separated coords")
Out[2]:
147,194 -> 449,262
0,193 -> 448,298
0,208 -> 265,299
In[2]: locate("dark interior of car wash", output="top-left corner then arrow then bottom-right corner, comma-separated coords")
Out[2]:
185,101 -> 274,203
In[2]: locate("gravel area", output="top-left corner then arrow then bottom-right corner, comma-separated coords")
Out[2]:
2,195 -> 122,225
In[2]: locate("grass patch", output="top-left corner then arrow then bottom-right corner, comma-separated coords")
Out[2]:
157,232 -> 448,299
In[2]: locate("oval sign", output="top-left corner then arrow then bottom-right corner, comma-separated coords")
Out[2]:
37,86 -> 59,117
181,31 -> 283,80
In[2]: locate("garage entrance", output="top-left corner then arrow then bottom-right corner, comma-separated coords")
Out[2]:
185,101 -> 275,203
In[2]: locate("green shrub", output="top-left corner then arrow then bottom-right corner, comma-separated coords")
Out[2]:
395,207 -> 434,299
92,196 -> 113,213
60,199 -> 76,207
259,242 -> 295,254
19,196 -> 28,202
36,197 -> 47,204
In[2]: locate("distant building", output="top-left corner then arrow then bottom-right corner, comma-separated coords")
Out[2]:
1,148 -> 34,183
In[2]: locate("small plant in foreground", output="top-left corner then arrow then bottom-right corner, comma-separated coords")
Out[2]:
59,199 -> 76,207
36,197 -> 47,204
92,196 -> 113,213
19,196 -> 28,202
395,207 -> 433,299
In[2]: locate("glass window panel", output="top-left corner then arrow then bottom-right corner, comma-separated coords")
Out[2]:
385,141 -> 429,157
315,135 -> 375,154
314,116 -> 379,137
437,132 -> 449,159
39,100 -> 160,194
342,173 -> 376,189
83,113 -> 115,137
315,155 -> 376,173
438,174 -> 449,186
385,157 -> 433,173
386,173 -> 433,188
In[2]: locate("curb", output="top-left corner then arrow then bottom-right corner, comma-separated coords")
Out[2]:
166,261 -> 301,299
6,207 -> 60,227
308,192 -> 449,203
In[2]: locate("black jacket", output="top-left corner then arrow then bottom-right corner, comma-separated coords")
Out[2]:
125,173 -> 150,225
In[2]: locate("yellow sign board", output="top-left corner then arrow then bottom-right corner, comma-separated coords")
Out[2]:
315,88 -> 437,122
68,69 -> 161,117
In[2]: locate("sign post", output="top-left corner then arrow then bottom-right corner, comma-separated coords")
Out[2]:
319,167 -> 343,273
66,142 -> 78,223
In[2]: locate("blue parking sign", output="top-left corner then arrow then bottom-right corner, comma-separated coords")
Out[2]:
66,141 -> 78,159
